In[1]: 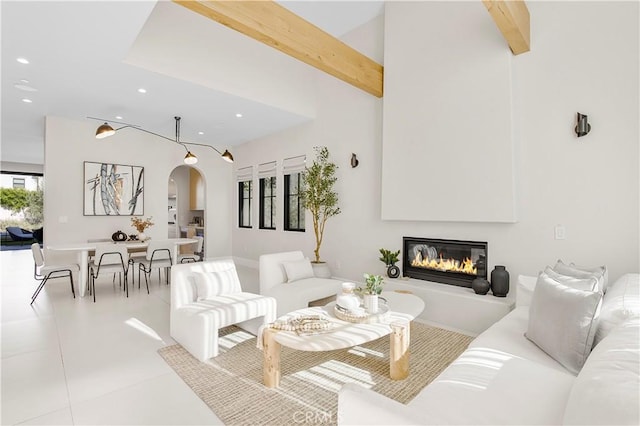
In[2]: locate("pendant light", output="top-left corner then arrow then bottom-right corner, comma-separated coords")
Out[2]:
91,116 -> 233,163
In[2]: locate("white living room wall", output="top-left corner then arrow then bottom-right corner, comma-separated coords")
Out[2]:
43,116 -> 232,262
231,2 -> 639,284
381,1 -> 517,223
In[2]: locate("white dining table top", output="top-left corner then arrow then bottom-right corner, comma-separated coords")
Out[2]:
47,237 -> 198,251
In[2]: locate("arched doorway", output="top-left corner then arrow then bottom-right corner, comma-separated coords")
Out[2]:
168,165 -> 205,256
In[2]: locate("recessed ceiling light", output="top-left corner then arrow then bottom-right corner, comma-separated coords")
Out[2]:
115,116 -> 123,120
17,57 -> 29,64
138,88 -> 147,94
235,113 -> 243,118
198,131 -> 204,135
22,98 -> 32,103
19,79 -> 29,83
14,83 -> 37,92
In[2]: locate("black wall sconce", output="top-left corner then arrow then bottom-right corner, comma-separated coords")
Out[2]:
575,112 -> 591,137
350,153 -> 359,168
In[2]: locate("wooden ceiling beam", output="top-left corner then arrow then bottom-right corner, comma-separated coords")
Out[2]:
173,0 -> 384,97
482,0 -> 530,55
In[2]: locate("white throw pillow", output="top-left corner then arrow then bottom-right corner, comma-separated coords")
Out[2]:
563,319 -> 640,425
193,270 -> 240,300
554,260 -> 606,293
282,258 -> 314,283
594,273 -> 640,346
525,272 -> 603,375
543,266 -> 599,292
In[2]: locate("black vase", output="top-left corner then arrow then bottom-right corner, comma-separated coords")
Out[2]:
491,265 -> 510,297
471,278 -> 491,295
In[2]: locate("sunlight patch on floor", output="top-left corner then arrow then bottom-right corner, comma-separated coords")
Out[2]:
125,317 -> 162,341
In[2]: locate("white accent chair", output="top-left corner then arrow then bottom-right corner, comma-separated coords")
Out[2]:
170,259 -> 277,361
30,243 -> 79,304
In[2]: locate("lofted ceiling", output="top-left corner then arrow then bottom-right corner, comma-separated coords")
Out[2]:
0,1 -> 384,166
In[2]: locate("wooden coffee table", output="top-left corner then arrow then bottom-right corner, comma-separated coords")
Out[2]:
262,291 -> 425,388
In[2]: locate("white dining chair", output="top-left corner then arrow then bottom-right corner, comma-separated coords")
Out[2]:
138,240 -> 174,291
178,236 -> 204,263
89,244 -> 129,302
30,243 -> 79,304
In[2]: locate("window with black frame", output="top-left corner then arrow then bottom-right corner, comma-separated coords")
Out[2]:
259,176 -> 276,230
238,180 -> 252,228
284,172 -> 305,231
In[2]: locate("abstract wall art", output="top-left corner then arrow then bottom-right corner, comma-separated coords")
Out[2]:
84,161 -> 144,216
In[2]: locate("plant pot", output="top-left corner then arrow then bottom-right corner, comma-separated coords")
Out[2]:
387,264 -> 400,279
311,262 -> 332,278
363,294 -> 379,313
138,232 -> 146,242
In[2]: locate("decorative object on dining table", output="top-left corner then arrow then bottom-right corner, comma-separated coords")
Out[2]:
471,277 -> 491,295
131,216 -> 154,241
359,273 -> 385,313
379,248 -> 401,278
83,161 -> 144,216
490,265 -> 510,297
111,230 -> 127,242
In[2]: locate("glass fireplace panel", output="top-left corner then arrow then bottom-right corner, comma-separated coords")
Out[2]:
402,237 -> 488,288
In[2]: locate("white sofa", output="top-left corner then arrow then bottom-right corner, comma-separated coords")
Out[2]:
338,273 -> 640,425
170,259 -> 276,361
259,251 -> 343,316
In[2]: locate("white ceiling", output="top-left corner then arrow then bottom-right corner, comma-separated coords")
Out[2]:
0,1 -> 384,166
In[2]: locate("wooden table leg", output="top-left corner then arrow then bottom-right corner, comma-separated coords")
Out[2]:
263,328 -> 281,388
390,320 -> 410,380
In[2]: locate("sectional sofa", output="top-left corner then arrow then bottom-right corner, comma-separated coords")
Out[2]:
259,251 -> 343,316
338,271 -> 640,425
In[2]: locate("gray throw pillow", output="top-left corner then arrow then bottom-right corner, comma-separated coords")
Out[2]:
525,272 -> 603,375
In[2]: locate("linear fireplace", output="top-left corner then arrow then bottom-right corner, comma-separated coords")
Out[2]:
402,237 -> 488,288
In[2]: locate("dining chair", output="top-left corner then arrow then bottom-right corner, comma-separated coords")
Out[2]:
178,236 -> 204,263
89,244 -> 129,302
30,243 -> 79,304
138,240 -> 174,291
87,238 -> 115,282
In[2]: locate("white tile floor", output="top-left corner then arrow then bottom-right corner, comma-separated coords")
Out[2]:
1,249 -> 231,425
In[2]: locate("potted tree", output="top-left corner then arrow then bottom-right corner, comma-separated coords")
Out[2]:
301,146 -> 341,277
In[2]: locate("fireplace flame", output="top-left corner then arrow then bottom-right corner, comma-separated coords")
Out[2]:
411,253 -> 477,276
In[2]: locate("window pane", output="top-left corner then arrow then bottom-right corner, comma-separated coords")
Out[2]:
239,181 -> 252,227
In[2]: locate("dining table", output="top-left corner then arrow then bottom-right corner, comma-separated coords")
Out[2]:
47,237 -> 199,297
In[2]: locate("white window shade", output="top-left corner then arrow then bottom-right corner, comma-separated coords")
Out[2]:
236,166 -> 253,182
257,161 -> 277,178
283,155 -> 306,175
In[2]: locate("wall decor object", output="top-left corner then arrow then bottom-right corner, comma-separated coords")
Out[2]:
350,153 -> 359,168
575,112 -> 591,137
490,265 -> 510,297
84,161 -> 144,216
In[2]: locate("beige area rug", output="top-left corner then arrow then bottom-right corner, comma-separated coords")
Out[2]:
159,323 -> 473,426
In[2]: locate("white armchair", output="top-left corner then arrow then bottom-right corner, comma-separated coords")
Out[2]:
170,259 -> 277,362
